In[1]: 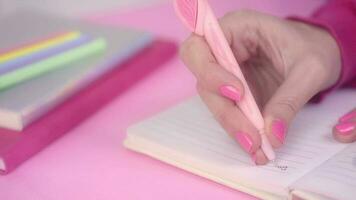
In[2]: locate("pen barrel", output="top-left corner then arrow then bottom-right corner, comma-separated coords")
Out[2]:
260,132 -> 276,160
201,2 -> 276,161
202,4 -> 264,131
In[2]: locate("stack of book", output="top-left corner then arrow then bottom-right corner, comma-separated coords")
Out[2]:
0,10 -> 176,174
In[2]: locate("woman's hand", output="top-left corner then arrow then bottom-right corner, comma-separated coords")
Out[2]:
179,10 -> 342,165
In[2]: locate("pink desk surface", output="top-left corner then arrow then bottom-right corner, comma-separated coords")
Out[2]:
0,1 -> 324,199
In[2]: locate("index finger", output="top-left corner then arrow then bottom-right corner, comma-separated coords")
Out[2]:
180,34 -> 245,96
180,34 -> 216,79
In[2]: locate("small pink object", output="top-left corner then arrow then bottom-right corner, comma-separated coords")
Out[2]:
174,0 -> 198,32
235,132 -> 253,153
219,85 -> 241,102
272,119 -> 286,144
174,0 -> 275,160
335,122 -> 355,135
339,111 -> 356,123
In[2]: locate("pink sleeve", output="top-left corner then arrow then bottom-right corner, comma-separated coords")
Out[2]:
290,0 -> 356,102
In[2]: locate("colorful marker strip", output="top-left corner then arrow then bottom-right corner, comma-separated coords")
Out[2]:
0,38 -> 107,91
0,31 -> 73,55
0,35 -> 91,75
0,31 -> 81,64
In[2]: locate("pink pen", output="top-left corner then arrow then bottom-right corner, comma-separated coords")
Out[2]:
174,0 -> 276,161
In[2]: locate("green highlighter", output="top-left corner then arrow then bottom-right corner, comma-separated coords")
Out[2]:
0,38 -> 107,91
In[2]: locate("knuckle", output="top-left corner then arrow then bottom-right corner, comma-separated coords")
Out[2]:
221,11 -> 238,21
220,11 -> 243,26
275,97 -> 299,116
214,107 -> 235,130
215,110 -> 229,127
308,56 -> 324,69
219,12 -> 236,33
179,36 -> 198,59
300,55 -> 331,91
200,70 -> 215,84
306,56 -> 328,76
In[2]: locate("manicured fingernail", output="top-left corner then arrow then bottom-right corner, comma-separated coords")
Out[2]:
339,111 -> 356,123
235,132 -> 253,153
272,119 -> 286,144
219,85 -> 241,102
335,122 -> 355,135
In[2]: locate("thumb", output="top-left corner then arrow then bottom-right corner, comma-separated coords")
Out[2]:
263,59 -> 331,148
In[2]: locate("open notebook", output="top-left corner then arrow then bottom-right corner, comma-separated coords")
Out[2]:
124,90 -> 356,200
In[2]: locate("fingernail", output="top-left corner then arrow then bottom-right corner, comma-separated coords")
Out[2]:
272,119 -> 286,144
335,122 -> 355,135
235,132 -> 253,153
219,85 -> 241,102
339,111 -> 356,123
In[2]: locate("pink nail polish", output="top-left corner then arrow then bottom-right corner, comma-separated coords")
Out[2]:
335,122 -> 355,135
272,119 -> 286,144
235,132 -> 253,153
219,85 -> 241,102
339,111 -> 356,123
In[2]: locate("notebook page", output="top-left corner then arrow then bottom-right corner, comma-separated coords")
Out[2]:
125,90 -> 355,198
290,190 -> 332,200
291,143 -> 356,200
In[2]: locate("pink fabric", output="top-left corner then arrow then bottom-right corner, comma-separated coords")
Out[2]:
290,0 -> 356,102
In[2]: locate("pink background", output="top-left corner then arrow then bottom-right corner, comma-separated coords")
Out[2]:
0,1 -> 324,199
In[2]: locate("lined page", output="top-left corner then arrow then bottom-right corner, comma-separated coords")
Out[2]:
292,143 -> 356,200
125,90 -> 355,198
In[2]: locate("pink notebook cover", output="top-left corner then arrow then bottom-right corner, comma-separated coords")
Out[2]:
0,39 -> 177,175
